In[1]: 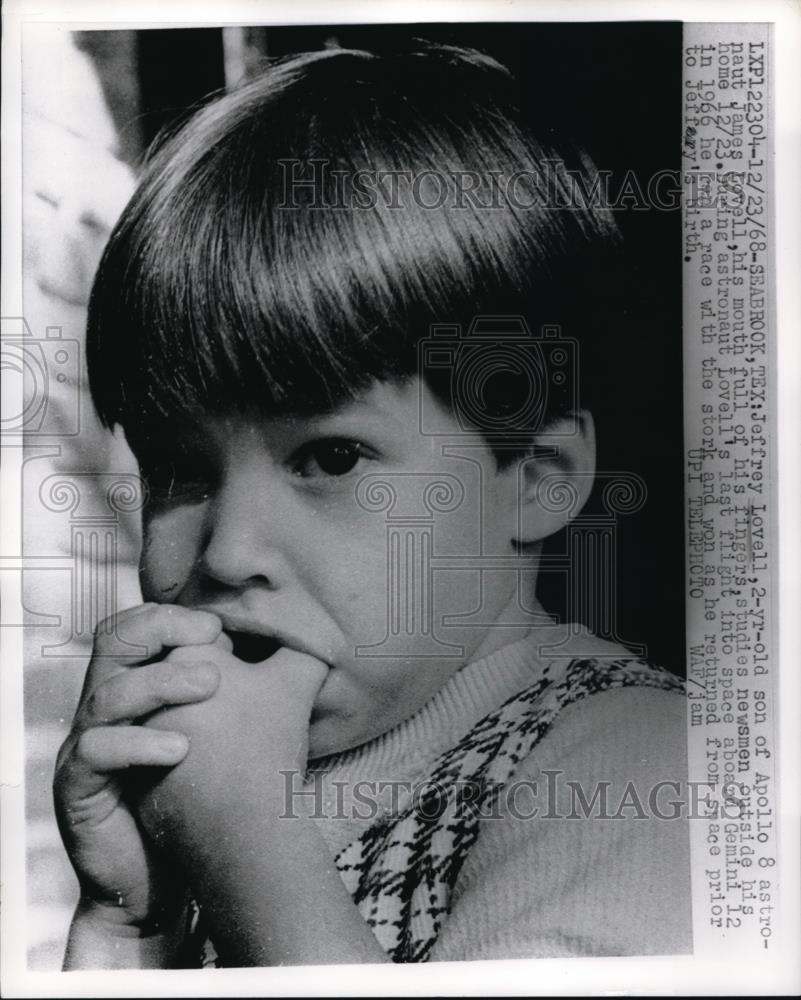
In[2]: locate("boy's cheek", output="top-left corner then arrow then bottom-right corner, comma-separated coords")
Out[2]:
139,507 -> 203,600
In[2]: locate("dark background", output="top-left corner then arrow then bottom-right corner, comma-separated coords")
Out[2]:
78,22 -> 685,673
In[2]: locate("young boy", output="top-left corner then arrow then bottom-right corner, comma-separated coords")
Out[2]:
53,43 -> 691,968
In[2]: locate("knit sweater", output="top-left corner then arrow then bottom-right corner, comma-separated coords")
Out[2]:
189,626 -> 692,963
306,626 -> 692,961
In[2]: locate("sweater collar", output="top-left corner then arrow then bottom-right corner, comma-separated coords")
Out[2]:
309,626 -> 568,781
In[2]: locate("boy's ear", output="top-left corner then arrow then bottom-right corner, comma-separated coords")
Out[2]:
512,411 -> 596,545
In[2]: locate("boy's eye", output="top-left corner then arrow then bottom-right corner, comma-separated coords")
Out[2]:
293,438 -> 369,478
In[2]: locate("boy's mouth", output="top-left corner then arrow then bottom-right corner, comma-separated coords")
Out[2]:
226,630 -> 282,664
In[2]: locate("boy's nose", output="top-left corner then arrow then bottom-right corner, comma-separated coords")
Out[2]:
198,468 -> 295,589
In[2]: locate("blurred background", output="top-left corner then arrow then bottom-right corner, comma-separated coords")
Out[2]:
21,21 -> 684,969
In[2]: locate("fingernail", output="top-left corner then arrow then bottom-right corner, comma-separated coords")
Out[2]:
156,731 -> 188,753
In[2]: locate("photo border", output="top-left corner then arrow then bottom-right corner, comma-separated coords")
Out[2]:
2,1 -> 799,996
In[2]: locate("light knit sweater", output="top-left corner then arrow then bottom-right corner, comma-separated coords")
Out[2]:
304,626 -> 693,961
188,626 -> 692,965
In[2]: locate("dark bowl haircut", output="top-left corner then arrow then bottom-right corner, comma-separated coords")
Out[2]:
87,43 -> 621,466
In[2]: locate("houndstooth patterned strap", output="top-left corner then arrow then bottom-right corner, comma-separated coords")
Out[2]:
186,656 -> 684,966
334,656 -> 684,962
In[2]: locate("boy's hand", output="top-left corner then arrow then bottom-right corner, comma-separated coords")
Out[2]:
53,603 -> 223,940
132,647 -> 387,968
134,645 -> 327,853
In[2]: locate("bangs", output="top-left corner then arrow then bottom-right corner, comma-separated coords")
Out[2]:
87,45 -> 618,441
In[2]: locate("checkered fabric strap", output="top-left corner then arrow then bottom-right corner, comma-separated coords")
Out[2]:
334,656 -> 684,962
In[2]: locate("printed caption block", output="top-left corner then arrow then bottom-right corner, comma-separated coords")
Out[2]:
682,22 -> 777,955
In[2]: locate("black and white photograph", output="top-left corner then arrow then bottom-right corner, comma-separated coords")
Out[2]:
1,1 -> 798,995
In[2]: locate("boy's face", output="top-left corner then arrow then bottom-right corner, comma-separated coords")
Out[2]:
138,378 -> 529,758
